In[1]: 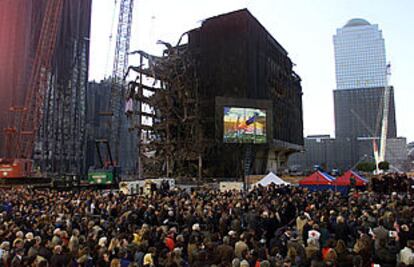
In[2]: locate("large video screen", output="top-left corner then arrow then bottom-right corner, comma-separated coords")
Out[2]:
223,107 -> 267,143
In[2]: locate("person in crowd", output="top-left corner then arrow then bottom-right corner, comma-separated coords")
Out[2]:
399,239 -> 414,266
334,239 -> 353,267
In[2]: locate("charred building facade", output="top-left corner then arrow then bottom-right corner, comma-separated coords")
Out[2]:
188,9 -> 303,176
129,9 -> 303,178
0,0 -> 92,175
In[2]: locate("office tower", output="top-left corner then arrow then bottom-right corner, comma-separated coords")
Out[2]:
334,87 -> 396,139
333,18 -> 387,90
333,18 -> 396,139
333,18 -> 404,169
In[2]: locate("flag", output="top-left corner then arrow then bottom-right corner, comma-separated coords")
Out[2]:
246,112 -> 259,125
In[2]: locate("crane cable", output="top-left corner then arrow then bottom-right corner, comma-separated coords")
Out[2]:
104,0 -> 119,78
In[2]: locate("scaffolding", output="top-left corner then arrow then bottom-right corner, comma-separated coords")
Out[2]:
126,38 -> 206,178
0,0 -> 92,179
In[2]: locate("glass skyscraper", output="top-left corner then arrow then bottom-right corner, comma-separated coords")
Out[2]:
333,18 -> 387,90
333,18 -> 396,140
332,18 -> 399,169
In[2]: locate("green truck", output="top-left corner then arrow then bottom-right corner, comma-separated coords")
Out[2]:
88,168 -> 119,185
87,139 -> 120,186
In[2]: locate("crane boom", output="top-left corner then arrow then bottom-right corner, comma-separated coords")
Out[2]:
111,0 -> 134,163
378,64 -> 391,164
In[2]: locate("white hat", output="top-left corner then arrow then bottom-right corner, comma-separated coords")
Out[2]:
192,223 -> 200,231
240,259 -> 250,267
98,237 -> 107,247
53,228 -> 61,235
173,247 -> 182,255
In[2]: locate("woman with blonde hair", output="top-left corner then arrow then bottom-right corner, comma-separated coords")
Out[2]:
110,258 -> 121,267
108,238 -> 120,259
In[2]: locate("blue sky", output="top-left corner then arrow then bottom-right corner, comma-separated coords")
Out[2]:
89,0 -> 414,142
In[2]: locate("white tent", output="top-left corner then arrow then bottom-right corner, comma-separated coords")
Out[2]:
256,172 -> 290,186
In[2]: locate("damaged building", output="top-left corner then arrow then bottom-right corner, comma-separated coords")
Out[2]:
128,9 -> 303,178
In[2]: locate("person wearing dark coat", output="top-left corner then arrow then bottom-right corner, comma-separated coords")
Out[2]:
10,248 -> 24,267
38,241 -> 53,262
335,216 -> 350,244
373,219 -> 389,250
214,236 -> 234,265
275,229 -> 291,258
50,246 -> 68,267
373,238 -> 398,267
398,224 -> 412,249
302,220 -> 314,245
96,252 -> 110,267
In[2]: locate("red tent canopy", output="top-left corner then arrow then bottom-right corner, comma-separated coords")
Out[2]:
334,170 -> 368,186
299,171 -> 335,185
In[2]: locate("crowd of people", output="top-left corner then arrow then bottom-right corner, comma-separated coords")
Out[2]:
371,173 -> 413,194
0,176 -> 414,267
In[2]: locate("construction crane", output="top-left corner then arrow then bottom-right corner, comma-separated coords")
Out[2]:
369,63 -> 392,173
111,0 -> 134,164
350,64 -> 392,173
0,0 -> 64,180
378,64 -> 392,165
89,0 -> 134,184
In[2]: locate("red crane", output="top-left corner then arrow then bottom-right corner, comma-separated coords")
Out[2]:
0,0 -> 64,179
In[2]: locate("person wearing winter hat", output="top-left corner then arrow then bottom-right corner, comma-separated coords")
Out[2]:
240,259 -> 250,267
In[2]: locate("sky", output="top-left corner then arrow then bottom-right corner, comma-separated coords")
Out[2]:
89,0 -> 414,143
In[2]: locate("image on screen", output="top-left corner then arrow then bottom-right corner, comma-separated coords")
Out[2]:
223,107 -> 267,143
